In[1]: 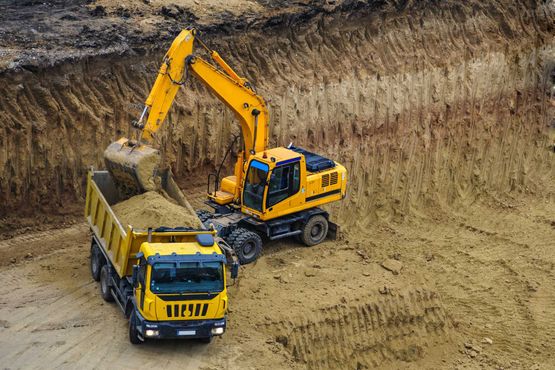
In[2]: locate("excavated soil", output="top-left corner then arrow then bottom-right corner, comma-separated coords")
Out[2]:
1,0 -> 554,369
112,191 -> 202,229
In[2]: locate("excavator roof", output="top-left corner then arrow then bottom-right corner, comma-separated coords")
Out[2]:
254,147 -> 301,164
255,146 -> 336,172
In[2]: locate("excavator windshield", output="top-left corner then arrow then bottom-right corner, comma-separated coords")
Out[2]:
243,160 -> 269,212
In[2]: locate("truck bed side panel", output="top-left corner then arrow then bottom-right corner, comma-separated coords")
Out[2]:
86,171 -> 134,278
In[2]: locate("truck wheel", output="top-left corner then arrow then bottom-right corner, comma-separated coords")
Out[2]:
100,265 -> 114,302
129,311 -> 143,345
90,242 -> 104,282
301,215 -> 328,246
227,228 -> 262,264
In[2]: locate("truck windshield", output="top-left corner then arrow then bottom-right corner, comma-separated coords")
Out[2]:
243,160 -> 269,212
150,261 -> 224,294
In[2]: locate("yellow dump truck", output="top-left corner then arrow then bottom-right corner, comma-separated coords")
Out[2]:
85,169 -> 238,344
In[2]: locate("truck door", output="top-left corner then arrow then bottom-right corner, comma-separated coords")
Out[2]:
137,257 -> 147,311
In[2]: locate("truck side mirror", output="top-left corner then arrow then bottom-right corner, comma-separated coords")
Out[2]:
132,265 -> 139,288
230,262 -> 239,279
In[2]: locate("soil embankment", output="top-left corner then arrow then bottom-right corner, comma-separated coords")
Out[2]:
0,1 -> 554,369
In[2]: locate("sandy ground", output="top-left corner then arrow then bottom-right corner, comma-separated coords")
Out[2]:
1,0 -> 554,369
1,186 -> 553,369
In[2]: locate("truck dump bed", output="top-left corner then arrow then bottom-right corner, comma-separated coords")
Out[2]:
85,169 -> 209,278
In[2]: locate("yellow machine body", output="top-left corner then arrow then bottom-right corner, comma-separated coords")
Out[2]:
239,147 -> 347,221
136,241 -> 227,322
104,27 -> 347,226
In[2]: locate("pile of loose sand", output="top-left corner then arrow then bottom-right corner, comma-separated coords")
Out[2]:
112,191 -> 202,229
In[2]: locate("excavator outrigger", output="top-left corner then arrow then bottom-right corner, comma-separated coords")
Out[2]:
104,28 -> 347,264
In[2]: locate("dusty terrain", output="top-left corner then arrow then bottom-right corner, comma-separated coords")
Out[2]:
1,0 -> 554,369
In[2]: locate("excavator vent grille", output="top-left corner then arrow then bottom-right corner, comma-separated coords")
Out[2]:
330,171 -> 338,185
322,174 -> 330,187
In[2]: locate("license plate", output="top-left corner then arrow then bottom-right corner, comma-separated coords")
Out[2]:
177,330 -> 196,336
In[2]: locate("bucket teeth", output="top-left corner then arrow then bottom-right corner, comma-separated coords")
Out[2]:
103,138 -> 161,198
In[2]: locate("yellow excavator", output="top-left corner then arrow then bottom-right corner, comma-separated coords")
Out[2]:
104,28 -> 347,264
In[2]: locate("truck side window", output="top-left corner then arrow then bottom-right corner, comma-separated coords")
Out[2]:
267,162 -> 300,207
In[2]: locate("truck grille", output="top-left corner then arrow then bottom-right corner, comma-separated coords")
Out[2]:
166,303 -> 209,318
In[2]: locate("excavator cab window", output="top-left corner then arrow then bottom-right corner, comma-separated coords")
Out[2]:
243,160 -> 269,212
267,162 -> 300,207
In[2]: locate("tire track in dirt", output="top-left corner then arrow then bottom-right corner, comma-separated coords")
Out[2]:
267,290 -> 452,369
0,224 -> 89,266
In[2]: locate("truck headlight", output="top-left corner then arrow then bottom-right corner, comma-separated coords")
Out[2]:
145,329 -> 159,337
211,327 -> 225,335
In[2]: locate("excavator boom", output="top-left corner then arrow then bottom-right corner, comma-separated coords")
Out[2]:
104,28 -> 268,197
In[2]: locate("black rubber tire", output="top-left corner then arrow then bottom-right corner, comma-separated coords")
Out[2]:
100,265 -> 114,302
196,209 -> 213,223
129,311 -> 143,345
226,228 -> 262,264
301,215 -> 329,246
90,242 -> 104,282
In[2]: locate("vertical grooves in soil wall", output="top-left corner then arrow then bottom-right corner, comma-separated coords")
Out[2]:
0,0 -> 553,224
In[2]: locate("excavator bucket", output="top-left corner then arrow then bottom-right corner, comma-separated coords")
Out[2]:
103,138 -> 161,198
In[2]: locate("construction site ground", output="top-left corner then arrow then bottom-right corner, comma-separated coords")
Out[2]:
1,0 -> 554,369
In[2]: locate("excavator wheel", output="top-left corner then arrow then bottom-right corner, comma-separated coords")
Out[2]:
196,209 -> 213,224
301,215 -> 328,246
226,228 -> 262,264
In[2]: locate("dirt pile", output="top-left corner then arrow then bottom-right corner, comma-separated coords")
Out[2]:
112,191 -> 202,229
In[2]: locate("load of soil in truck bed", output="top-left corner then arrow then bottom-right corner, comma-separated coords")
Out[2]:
112,191 -> 203,230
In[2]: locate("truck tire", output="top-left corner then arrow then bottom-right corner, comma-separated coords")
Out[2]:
226,228 -> 262,264
100,265 -> 114,302
129,311 -> 143,345
196,209 -> 213,223
90,242 -> 104,282
301,215 -> 328,246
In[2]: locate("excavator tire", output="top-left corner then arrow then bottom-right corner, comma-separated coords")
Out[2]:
100,265 -> 115,302
196,209 -> 213,224
90,241 -> 105,282
226,228 -> 262,264
301,215 -> 328,246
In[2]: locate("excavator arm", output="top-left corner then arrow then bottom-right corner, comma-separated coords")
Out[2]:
104,28 -> 268,197
139,28 -> 268,157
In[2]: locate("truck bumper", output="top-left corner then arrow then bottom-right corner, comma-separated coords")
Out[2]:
134,309 -> 226,340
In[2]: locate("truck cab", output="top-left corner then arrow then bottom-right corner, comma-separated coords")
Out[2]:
129,234 -> 229,343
